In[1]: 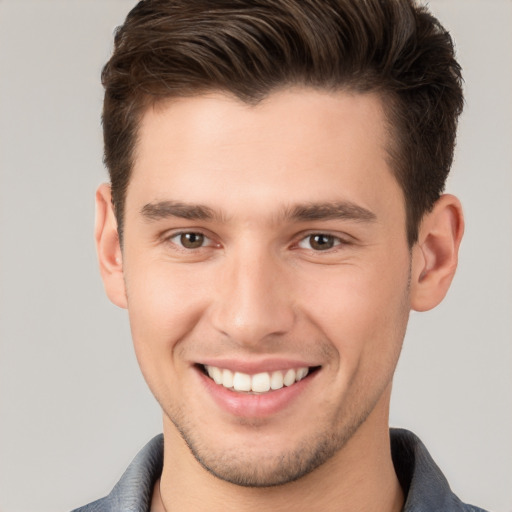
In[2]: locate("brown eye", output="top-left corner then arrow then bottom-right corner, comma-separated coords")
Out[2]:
310,234 -> 335,250
298,234 -> 340,251
179,232 -> 205,249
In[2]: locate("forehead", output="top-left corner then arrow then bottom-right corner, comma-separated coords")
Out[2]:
127,88 -> 400,221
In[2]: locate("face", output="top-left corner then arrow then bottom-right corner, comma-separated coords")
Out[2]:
118,89 -> 412,486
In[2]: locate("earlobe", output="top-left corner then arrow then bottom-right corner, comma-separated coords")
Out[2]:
410,194 -> 464,312
95,183 -> 127,309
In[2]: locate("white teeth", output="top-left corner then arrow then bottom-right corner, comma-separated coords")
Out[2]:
222,368 -> 234,388
204,365 -> 310,393
211,366 -> 223,385
251,372 -> 271,393
296,367 -> 308,381
283,369 -> 296,386
270,371 -> 284,390
233,372 -> 252,391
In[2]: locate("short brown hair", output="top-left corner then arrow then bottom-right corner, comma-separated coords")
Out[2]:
102,0 -> 463,246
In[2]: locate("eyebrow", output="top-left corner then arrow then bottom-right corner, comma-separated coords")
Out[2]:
140,199 -> 377,224
285,201 -> 377,223
141,201 -> 218,221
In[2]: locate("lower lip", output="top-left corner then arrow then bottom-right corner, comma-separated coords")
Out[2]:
197,368 -> 317,418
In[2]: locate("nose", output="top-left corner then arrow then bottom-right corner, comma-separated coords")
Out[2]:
209,245 -> 295,348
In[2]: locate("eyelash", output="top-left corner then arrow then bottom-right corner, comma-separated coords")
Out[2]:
165,231 -> 349,252
166,231 -> 215,250
296,233 -> 346,252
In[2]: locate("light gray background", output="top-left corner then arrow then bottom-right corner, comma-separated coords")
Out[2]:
0,1 -> 510,511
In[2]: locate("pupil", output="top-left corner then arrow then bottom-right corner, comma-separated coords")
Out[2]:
181,233 -> 204,248
311,234 -> 333,250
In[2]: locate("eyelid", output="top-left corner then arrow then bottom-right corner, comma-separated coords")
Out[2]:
295,231 -> 351,250
164,229 -> 218,249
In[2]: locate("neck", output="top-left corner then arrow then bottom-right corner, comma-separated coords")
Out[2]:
156,395 -> 403,512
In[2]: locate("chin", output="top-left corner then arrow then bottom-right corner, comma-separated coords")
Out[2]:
169,406 -> 370,488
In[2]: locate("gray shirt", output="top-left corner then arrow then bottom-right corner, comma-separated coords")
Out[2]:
72,429 -> 488,512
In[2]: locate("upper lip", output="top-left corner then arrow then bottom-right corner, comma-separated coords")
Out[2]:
195,358 -> 320,374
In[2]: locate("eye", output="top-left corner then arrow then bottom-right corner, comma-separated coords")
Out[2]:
170,232 -> 211,249
298,233 -> 342,251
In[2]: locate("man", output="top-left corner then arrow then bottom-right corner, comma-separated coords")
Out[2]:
73,1 -> 488,511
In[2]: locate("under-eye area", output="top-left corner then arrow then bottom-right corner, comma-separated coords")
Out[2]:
197,364 -> 321,394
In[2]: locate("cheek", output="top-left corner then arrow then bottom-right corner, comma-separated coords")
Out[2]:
295,255 -> 411,363
124,263 -> 211,379
127,261 -> 206,330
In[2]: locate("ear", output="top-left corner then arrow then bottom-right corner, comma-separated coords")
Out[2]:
410,194 -> 464,312
95,183 -> 127,309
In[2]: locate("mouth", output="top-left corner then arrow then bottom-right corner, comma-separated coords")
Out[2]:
198,364 -> 320,394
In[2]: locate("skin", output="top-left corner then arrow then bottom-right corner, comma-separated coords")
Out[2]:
96,88 -> 464,511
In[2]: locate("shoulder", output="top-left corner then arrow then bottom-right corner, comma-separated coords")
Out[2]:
70,435 -> 164,512
71,496 -> 109,512
390,429 -> 490,512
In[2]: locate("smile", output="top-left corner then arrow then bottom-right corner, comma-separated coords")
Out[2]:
203,365 -> 311,393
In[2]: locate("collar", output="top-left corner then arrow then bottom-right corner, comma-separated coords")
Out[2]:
73,429 -> 487,512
